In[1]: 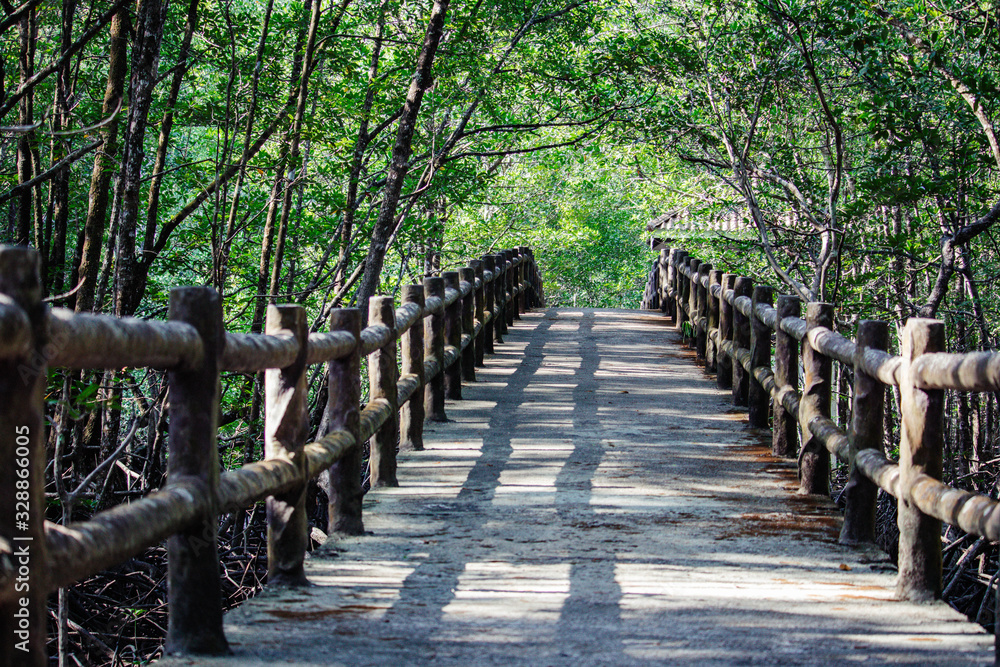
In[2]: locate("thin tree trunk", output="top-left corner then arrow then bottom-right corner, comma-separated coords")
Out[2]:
30,142 -> 45,279
971,391 -> 983,475
334,3 -> 387,291
215,0 -> 275,293
113,0 -> 169,316
143,0 -> 199,266
15,6 -> 36,247
355,0 -> 450,318
956,312 -> 971,477
250,0 -> 315,332
252,169 -> 285,333
76,8 -> 128,312
47,0 -> 77,294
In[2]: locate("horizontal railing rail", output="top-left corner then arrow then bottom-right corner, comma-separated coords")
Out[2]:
647,246 -> 1000,606
0,245 -> 545,664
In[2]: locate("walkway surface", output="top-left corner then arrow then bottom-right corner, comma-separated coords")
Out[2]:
163,308 -> 993,666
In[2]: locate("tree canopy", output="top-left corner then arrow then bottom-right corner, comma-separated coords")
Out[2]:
7,0 -> 1000,329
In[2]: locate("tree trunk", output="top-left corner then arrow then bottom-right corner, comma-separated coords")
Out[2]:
252,169 -> 285,333
143,0 -> 199,269
334,4 -> 387,292
46,0 -> 77,294
76,8 -> 128,312
15,7 -> 36,247
215,0 -> 274,293
355,0 -> 450,318
250,0 -> 317,332
113,0 -> 169,317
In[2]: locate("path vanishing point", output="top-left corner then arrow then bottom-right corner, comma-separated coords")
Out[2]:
160,308 -> 993,666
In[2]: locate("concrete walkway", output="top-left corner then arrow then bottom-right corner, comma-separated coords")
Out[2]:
165,309 -> 993,666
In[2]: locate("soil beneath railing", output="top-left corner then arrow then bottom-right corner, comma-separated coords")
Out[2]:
47,506 -> 270,665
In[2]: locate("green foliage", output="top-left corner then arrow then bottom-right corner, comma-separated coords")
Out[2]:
446,144 -> 668,308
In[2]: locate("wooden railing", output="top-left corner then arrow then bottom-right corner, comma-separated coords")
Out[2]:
0,245 -> 544,665
647,247 -> 1000,607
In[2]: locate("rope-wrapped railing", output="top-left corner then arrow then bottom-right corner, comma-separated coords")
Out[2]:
0,244 -> 545,664
48,308 -> 205,369
647,245 -> 1000,606
224,331 -> 299,371
305,330 -> 357,365
42,425 -> 360,594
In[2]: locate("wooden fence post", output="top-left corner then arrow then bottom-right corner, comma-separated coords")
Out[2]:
264,304 -> 310,587
532,252 -> 546,307
666,248 -> 678,322
696,263 -> 711,361
897,318 -> 945,601
687,258 -> 701,349
471,260 -> 486,366
164,287 -> 228,655
493,253 -> 508,341
507,250 -> 518,320
731,276 -> 753,406
482,256 -> 496,355
717,273 -> 735,390
653,249 -> 663,311
645,262 -> 657,310
516,249 -> 526,318
326,308 -> 364,534
748,285 -> 773,429
459,267 -> 477,382
707,269 -> 722,373
529,248 -> 539,307
679,256 -> 692,342
674,250 -> 688,332
518,246 -> 529,313
773,295 -> 800,457
840,320 -> 888,545
401,285 -> 426,450
524,246 -> 534,309
529,248 -> 538,308
368,295 -> 399,488
513,248 -> 522,314
0,248 -> 49,666
658,248 -> 670,315
423,277 -> 447,422
516,248 -> 524,314
505,252 -> 516,326
799,302 -> 834,495
444,271 -> 463,399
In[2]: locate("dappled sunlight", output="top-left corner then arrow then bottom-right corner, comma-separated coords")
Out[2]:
438,562 -> 571,626
203,309 -> 991,666
305,560 -> 418,619
523,382 -> 579,390
509,440 -> 577,451
515,403 -> 574,415
614,562 -> 896,604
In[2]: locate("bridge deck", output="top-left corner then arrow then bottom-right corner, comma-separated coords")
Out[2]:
166,308 -> 991,666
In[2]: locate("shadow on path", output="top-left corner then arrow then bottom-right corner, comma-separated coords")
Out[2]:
555,310 -> 626,660
376,312 -> 558,655
170,308 -> 994,667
